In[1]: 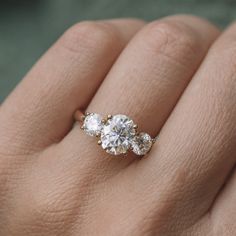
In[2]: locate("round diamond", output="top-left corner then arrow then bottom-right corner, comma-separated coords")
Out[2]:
131,132 -> 152,155
83,113 -> 103,137
100,115 -> 136,155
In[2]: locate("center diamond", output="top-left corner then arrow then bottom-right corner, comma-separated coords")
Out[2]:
100,114 -> 136,155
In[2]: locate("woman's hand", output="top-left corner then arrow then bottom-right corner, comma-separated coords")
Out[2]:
0,15 -> 235,236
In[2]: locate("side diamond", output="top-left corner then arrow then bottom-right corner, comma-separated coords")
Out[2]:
83,113 -> 103,137
131,132 -> 152,155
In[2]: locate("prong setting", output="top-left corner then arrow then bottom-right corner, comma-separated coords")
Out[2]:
107,114 -> 112,120
78,112 -> 155,157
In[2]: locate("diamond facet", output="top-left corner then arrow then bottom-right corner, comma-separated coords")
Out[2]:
131,132 -> 153,155
100,114 -> 136,155
83,113 -> 103,137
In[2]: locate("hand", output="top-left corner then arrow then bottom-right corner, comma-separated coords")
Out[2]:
0,15 -> 235,236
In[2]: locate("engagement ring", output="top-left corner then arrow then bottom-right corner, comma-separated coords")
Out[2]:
75,111 -> 156,156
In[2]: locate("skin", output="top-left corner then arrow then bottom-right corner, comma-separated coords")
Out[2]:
0,15 -> 235,235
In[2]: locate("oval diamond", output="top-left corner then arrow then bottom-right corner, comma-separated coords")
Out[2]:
100,115 -> 136,155
83,113 -> 103,137
131,132 -> 153,155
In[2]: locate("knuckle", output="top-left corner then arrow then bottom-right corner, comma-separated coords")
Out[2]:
28,185 -> 76,224
144,20 -> 201,63
60,21 -> 122,54
10,177 -> 80,234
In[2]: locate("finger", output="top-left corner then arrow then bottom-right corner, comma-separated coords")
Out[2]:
65,15 -> 219,164
134,22 -> 236,232
0,19 -> 145,154
87,15 -> 219,136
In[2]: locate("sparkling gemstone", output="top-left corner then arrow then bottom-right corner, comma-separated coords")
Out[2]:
100,115 -> 136,155
83,113 -> 103,137
131,132 -> 153,155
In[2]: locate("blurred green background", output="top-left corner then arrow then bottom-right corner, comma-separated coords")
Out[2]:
0,0 -> 235,102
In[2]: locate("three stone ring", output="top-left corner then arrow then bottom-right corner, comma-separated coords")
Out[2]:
74,111 -> 157,156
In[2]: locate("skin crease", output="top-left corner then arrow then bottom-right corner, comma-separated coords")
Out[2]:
0,14 -> 236,236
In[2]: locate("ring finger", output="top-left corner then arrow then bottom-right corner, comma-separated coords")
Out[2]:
64,15 -> 219,172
